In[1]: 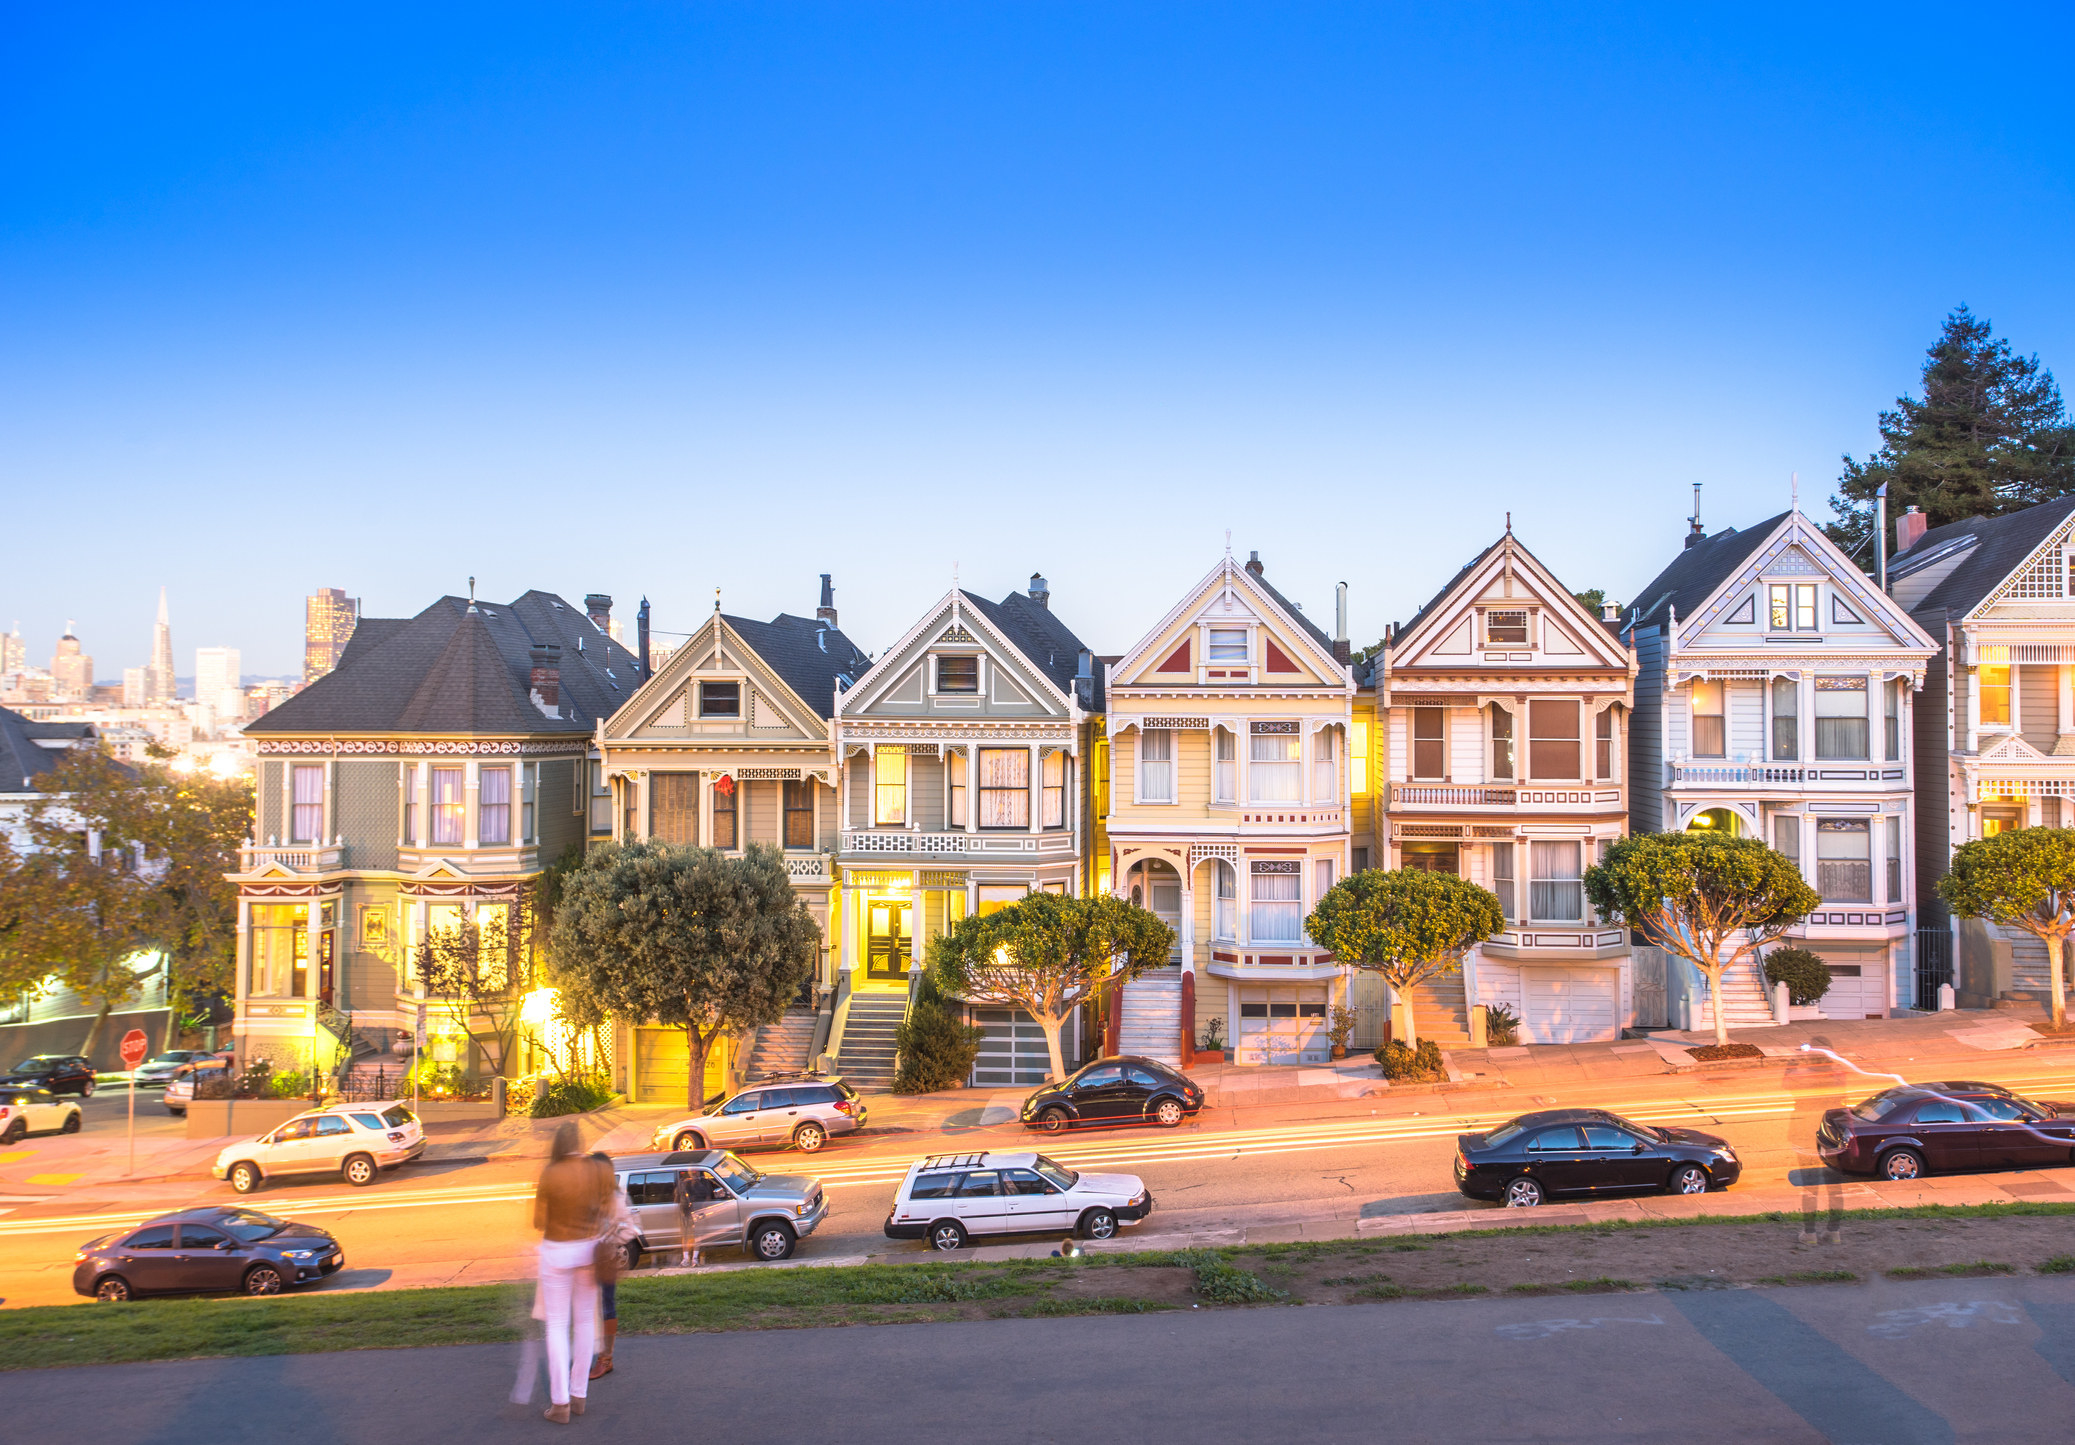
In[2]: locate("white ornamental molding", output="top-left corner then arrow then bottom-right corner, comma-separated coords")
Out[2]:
255,738 -> 588,756
840,725 -> 1073,742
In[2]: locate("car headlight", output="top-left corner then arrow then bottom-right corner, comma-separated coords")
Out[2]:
1127,1191 -> 1147,1206
795,1202 -> 813,1216
283,1248 -> 319,1260
1715,1147 -> 1737,1161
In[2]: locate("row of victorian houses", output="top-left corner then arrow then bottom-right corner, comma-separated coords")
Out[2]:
213,493 -> 2075,1100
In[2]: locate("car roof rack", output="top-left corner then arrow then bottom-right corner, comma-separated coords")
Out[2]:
752,1070 -> 831,1084
916,1152 -> 991,1171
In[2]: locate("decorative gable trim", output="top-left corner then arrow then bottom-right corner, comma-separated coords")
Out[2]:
1980,733 -> 2048,762
1674,513 -> 1936,654
1974,513 -> 2075,617
938,624 -> 977,644
836,590 -> 1074,719
1155,638 -> 1192,673
1264,636 -> 1299,674
1727,595 -> 1756,625
1109,555 -> 1349,690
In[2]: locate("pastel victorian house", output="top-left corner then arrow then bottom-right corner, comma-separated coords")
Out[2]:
231,590 -> 639,1082
1361,527 -> 1638,1045
1625,510 -> 1936,1025
829,575 -> 1103,1087
1104,551 -> 1355,1067
1889,495 -> 2075,1009
596,578 -> 871,1100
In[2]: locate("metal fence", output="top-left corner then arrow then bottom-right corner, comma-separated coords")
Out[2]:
1914,928 -> 1953,1011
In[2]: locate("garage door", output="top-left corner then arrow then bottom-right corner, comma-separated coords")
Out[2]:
634,1027 -> 726,1106
1816,957 -> 1890,1019
1520,968 -> 1619,1045
1234,987 -> 1329,1066
971,1008 -> 1050,1086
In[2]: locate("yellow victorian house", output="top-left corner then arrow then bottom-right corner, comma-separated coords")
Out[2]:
1106,550 -> 1356,1067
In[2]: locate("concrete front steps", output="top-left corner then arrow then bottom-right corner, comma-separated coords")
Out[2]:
1118,972 -> 1183,1065
1693,959 -> 1780,1031
746,1008 -> 818,1081
836,992 -> 907,1090
1398,976 -> 1472,1048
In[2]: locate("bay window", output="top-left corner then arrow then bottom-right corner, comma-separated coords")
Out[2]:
248,903 -> 306,998
1412,707 -> 1445,780
1041,750 -> 1066,828
1885,815 -> 1903,902
1249,723 -> 1301,801
479,767 -> 512,845
1213,861 -> 1237,940
1312,729 -> 1337,801
980,748 -> 1030,828
431,767 -> 464,845
1690,681 -> 1725,758
1815,676 -> 1869,760
1528,840 -> 1583,922
1490,705 -> 1514,780
948,752 -> 968,827
291,764 -> 323,843
1492,842 -> 1515,920
1885,680 -> 1903,761
1214,728 -> 1237,803
1250,861 -> 1302,943
1528,700 -> 1581,779
1595,708 -> 1615,779
1771,676 -> 1799,760
1138,729 -> 1173,803
1817,818 -> 1871,901
874,746 -> 907,825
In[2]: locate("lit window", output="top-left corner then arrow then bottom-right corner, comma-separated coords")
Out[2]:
1487,610 -> 1529,645
1769,583 -> 1820,632
1349,721 -> 1369,795
1690,681 -> 1725,758
1978,665 -> 2011,727
874,747 -> 907,825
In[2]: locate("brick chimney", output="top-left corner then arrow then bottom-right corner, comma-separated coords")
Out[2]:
1895,505 -> 1928,557
1028,572 -> 1050,609
529,642 -> 562,717
584,594 -> 613,632
1245,550 -> 1264,577
816,573 -> 838,627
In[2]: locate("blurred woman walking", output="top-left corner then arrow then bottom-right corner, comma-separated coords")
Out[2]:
533,1121 -> 610,1423
590,1150 -> 638,1380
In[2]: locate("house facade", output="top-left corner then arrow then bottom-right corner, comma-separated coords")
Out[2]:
1888,495 -> 2075,1008
596,580 -> 871,1101
1104,551 -> 1355,1068
230,590 -> 638,1084
1360,528 -> 1638,1045
1625,510 -> 1937,1025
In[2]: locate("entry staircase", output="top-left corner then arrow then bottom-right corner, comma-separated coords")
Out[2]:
835,993 -> 907,1090
1117,972 -> 1183,1066
1692,957 -> 1779,1030
1397,974 -> 1473,1048
745,1008 -> 818,1081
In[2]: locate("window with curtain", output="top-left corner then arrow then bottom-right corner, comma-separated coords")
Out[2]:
1207,628 -> 1248,662
1249,861 -> 1302,942
1413,707 -> 1445,780
248,903 -> 306,997
874,746 -> 907,825
402,767 -> 418,845
1817,818 -> 1871,901
1529,840 -> 1584,922
431,768 -> 464,845
947,752 -> 967,827
1885,815 -> 1903,902
936,654 -> 979,693
1771,676 -> 1799,760
1139,729 -> 1173,802
1314,856 -> 1335,900
1978,664 -> 2011,727
1492,843 -> 1515,920
712,779 -> 738,848
784,780 -> 814,848
1249,723 -> 1301,800
1214,728 -> 1237,802
1213,861 -> 1237,940
1815,676 -> 1869,759
1312,729 -> 1336,801
291,765 -> 323,843
1595,708 -> 1615,779
1490,705 -> 1513,780
1041,750 -> 1066,828
1885,680 -> 1903,760
979,748 -> 1030,828
1773,813 -> 1801,871
479,767 -> 512,844
1529,700 -> 1581,779
652,773 -> 699,844
1690,680 -> 1726,758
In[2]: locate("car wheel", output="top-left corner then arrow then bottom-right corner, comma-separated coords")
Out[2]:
229,1161 -> 263,1194
61,1110 -> 81,1134
1079,1207 -> 1119,1241
1503,1176 -> 1545,1208
672,1130 -> 704,1151
243,1264 -> 285,1296
622,1240 -> 643,1271
342,1153 -> 377,1187
929,1220 -> 967,1252
750,1222 -> 797,1261
0,1121 -> 22,1145
1036,1108 -> 1070,1133
792,1121 -> 826,1153
80,1079 -> 94,1098
94,1274 -> 133,1302
1667,1164 -> 1709,1195
1152,1098 -> 1185,1128
1880,1147 -> 1926,1181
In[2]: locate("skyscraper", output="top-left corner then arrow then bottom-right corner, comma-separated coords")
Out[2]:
0,624 -> 23,679
196,646 -> 243,725
51,623 -> 94,700
305,587 -> 359,684
148,586 -> 175,702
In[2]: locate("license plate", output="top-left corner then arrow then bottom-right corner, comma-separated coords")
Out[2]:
328,1253 -> 341,1266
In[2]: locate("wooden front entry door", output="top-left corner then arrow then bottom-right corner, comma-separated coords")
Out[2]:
866,901 -> 911,979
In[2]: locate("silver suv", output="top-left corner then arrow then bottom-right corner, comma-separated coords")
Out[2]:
649,1073 -> 866,1155
611,1149 -> 827,1262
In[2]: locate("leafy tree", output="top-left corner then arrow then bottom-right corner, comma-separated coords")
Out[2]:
926,891 -> 1173,1081
891,974 -> 984,1094
1584,833 -> 1819,1046
413,883 -> 542,1080
1937,826 -> 2075,1028
548,840 -> 820,1109
1305,869 -> 1503,1048
1829,306 -> 2075,549
1571,588 -> 1607,616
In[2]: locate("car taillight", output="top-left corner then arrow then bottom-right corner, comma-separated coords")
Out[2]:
388,1131 -> 405,1142
1457,1150 -> 1471,1171
832,1100 -> 853,1114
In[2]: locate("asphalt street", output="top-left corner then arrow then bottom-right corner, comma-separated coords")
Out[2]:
7,1276 -> 2072,1442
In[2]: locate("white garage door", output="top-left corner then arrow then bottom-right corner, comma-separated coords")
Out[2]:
1520,968 -> 1619,1045
1819,962 -> 1888,1019
971,1008 -> 1050,1086
1234,987 -> 1330,1066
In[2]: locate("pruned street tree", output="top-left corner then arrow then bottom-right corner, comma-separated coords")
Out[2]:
927,891 -> 1174,1082
1938,825 -> 2075,1028
1584,832 -> 1819,1047
548,840 -> 820,1109
1305,868 -> 1504,1049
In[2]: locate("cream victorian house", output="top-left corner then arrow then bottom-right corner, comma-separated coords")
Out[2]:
1105,551 -> 1355,1068
1362,527 -> 1638,1045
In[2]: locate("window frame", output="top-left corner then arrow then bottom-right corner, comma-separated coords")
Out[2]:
1816,817 -> 1872,902
873,746 -> 907,826
478,765 -> 512,846
935,654 -> 979,694
1212,860 -> 1237,941
1213,727 -> 1237,804
1689,680 -> 1726,759
783,779 -> 814,849
712,777 -> 738,849
290,764 -> 324,845
698,680 -> 741,718
1248,723 -> 1302,802
1137,729 -> 1174,804
947,751 -> 967,828
1489,704 -> 1513,781
978,747 -> 1031,830
1814,676 -> 1871,761
1248,860 -> 1304,944
1978,664 -> 2012,729
1206,627 -> 1249,663
430,767 -> 464,847
1528,699 -> 1582,780
1041,749 -> 1066,830
1311,727 -> 1337,803
1491,842 -> 1515,921
1486,609 -> 1529,645
1412,706 -> 1446,781
1770,675 -> 1799,761
1527,839 -> 1584,923
1594,707 -> 1615,780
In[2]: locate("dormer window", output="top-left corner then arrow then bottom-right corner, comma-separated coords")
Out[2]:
699,681 -> 740,717
937,655 -> 979,693
1487,610 -> 1529,645
1768,583 -> 1818,632
1207,628 -> 1248,662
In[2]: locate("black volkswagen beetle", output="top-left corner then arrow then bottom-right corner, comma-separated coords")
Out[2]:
4,1054 -> 97,1097
72,1206 -> 345,1301
1021,1056 -> 1204,1132
1454,1108 -> 1741,1207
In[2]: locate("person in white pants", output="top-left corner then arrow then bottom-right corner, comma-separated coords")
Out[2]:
532,1121 -> 608,1424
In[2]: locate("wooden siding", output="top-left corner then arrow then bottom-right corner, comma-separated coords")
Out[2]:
1628,626 -> 1665,832
2019,662 -> 2059,752
1913,616 -> 1953,925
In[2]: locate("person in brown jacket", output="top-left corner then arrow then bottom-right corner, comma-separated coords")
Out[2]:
533,1121 -> 610,1423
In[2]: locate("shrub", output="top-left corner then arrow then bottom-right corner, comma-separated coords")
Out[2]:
1198,1016 -> 1226,1052
264,1069 -> 311,1099
1483,1002 -> 1520,1046
1169,1248 -> 1288,1305
1763,947 -> 1832,1007
530,1074 -> 617,1118
892,980 -> 985,1094
1375,1038 -> 1447,1082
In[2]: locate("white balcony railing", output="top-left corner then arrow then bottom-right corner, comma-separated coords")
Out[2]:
840,829 -> 1070,858
238,842 -> 344,872
783,853 -> 833,883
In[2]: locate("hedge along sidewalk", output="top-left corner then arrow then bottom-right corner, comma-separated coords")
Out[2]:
4,1201 -> 2073,1374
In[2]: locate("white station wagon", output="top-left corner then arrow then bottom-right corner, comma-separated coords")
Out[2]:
883,1151 -> 1154,1251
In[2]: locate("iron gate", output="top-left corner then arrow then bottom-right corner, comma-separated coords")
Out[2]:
1914,928 -> 1953,1010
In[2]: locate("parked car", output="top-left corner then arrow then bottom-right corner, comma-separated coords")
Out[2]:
649,1074 -> 866,1155
72,1205 -> 344,1301
3,1055 -> 96,1097
610,1148 -> 827,1262
1817,1082 -> 2075,1180
1020,1056 -> 1204,1132
1454,1108 -> 1741,1207
132,1050 -> 216,1087
164,1057 -> 235,1116
1,1085 -> 84,1143
884,1150 -> 1154,1250
213,1102 -> 425,1193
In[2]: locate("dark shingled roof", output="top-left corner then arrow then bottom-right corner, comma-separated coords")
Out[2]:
958,590 -> 1106,709
1245,568 -> 1339,657
720,612 -> 871,720
1395,538 -> 1504,641
1624,513 -> 1789,635
1889,495 -> 2075,618
0,707 -> 94,792
245,590 -> 642,736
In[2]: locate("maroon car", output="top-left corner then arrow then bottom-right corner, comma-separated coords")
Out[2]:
1817,1081 -> 2075,1181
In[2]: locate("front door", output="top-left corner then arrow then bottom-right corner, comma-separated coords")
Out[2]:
866,901 -> 911,980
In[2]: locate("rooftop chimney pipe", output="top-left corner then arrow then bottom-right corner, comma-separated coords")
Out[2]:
1028,572 -> 1050,608
637,597 -> 651,679
529,643 -> 562,714
1895,504 -> 1928,558
1684,484 -> 1705,549
816,573 -> 837,628
1333,581 -> 1350,665
584,594 -> 613,632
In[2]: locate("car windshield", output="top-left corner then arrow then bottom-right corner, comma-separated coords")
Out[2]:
1033,1156 -> 1078,1191
1850,1090 -> 1912,1122
712,1154 -> 762,1194
1614,1120 -> 1662,1142
1480,1120 -> 1529,1147
217,1210 -> 290,1242
11,1059 -> 52,1073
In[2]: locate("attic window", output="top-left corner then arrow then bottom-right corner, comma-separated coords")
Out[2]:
1487,610 -> 1529,645
1207,628 -> 1248,662
937,655 -> 979,693
700,681 -> 740,717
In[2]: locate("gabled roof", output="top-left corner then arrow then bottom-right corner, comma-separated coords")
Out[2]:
245,590 -> 642,736
0,707 -> 93,793
1396,538 -> 1504,640
1389,529 -> 1627,671
958,591 -> 1104,709
1889,495 -> 2075,618
1110,553 -> 1349,690
1624,513 -> 1786,633
717,612 -> 871,720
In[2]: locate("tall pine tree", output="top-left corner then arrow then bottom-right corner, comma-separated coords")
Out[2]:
1828,306 -> 2075,551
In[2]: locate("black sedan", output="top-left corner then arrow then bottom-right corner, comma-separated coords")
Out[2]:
1817,1082 -> 2075,1181
5,1054 -> 97,1097
73,1206 -> 345,1301
1021,1056 -> 1204,1132
1454,1108 -> 1741,1207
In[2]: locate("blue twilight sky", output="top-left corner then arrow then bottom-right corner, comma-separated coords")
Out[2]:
5,4 -> 2074,679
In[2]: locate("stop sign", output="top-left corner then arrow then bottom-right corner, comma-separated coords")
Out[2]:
119,1029 -> 150,1070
